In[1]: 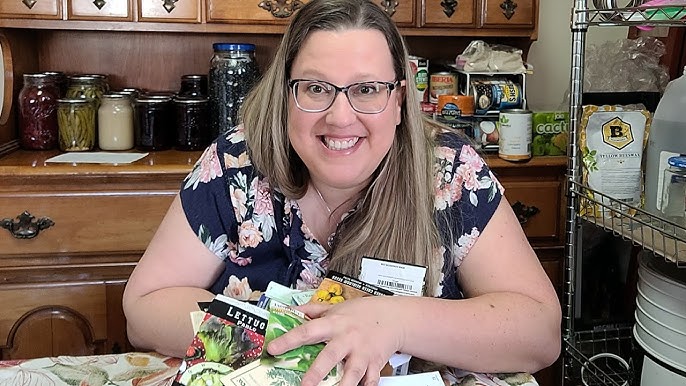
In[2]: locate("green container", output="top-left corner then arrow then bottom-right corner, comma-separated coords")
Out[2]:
531,111 -> 569,156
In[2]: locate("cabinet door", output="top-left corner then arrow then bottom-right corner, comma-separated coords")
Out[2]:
68,0 -> 132,21
0,0 -> 61,19
207,0 -> 311,24
481,0 -> 535,28
378,0 -> 416,27
139,0 -> 201,23
422,0 -> 476,28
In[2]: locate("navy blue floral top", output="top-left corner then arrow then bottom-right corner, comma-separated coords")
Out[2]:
179,125 -> 504,301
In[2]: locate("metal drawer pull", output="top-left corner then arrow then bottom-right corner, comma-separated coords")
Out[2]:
93,0 -> 106,10
441,0 -> 458,17
500,0 -> 517,19
22,0 -> 37,10
1,211 -> 55,239
511,201 -> 539,225
258,0 -> 304,18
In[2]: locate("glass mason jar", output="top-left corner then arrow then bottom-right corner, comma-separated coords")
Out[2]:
66,75 -> 107,109
57,98 -> 96,152
174,97 -> 210,151
18,73 -> 60,150
661,155 -> 686,235
209,43 -> 260,138
98,93 -> 134,151
134,96 -> 174,151
179,74 -> 208,98
42,71 -> 67,97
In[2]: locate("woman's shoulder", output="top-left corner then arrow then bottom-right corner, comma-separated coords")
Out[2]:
434,129 -> 475,152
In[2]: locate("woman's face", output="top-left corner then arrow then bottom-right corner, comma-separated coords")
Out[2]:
287,28 -> 403,191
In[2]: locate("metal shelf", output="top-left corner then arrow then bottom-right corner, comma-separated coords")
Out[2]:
574,6 -> 686,28
570,181 -> 686,267
564,325 -> 637,386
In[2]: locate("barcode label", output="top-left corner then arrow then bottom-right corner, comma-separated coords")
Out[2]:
377,280 -> 413,291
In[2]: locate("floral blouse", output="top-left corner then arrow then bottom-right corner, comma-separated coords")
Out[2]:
179,126 -> 504,299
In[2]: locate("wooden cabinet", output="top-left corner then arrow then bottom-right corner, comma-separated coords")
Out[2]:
68,0 -> 131,21
0,0 -> 61,19
139,0 -> 201,23
0,150 -> 198,359
423,0 -> 476,28
207,0 -> 311,24
481,0 -> 536,28
378,0 -> 416,27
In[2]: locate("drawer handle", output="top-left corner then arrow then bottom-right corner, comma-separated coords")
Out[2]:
162,0 -> 177,13
500,0 -> 517,20
441,0 -> 458,17
22,0 -> 37,10
258,0 -> 304,18
380,0 -> 399,17
93,0 -> 106,10
1,211 -> 55,239
511,201 -> 539,225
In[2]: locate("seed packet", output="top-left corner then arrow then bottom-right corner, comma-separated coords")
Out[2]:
578,105 -> 651,218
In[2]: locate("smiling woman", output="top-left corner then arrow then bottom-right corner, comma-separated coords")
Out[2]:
0,32 -> 12,126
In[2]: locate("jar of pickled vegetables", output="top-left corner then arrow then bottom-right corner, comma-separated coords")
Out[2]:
57,98 -> 96,152
66,75 -> 106,108
18,73 -> 60,150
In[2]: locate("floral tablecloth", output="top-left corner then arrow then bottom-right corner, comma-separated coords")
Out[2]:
0,352 -> 538,386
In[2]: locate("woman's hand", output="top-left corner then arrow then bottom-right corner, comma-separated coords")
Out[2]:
266,296 -> 404,386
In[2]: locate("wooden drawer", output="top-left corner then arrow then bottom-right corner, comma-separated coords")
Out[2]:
422,0 -> 476,28
139,0 -> 201,23
0,191 -> 174,255
68,0 -> 132,21
207,0 -> 311,24
502,180 -> 563,244
379,0 -> 416,27
0,282 -> 107,358
481,0 -> 535,28
0,0 -> 61,19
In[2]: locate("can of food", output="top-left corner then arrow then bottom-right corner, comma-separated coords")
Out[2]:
429,72 -> 457,104
437,94 -> 475,120
471,79 -> 522,114
408,55 -> 429,103
498,109 -> 532,161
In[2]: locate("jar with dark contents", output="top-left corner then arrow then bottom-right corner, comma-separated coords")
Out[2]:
174,97 -> 210,151
134,96 -> 174,151
42,71 -> 67,97
18,73 -> 60,150
179,74 -> 208,98
209,43 -> 259,138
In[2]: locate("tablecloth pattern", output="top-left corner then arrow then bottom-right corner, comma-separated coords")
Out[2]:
0,352 -> 538,386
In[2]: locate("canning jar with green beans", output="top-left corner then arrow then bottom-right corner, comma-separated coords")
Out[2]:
65,75 -> 106,108
57,98 -> 96,151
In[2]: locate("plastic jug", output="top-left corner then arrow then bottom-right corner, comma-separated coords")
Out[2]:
644,66 -> 686,215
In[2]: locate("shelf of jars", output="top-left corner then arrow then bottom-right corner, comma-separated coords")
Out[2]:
570,180 -> 686,267
574,5 -> 686,27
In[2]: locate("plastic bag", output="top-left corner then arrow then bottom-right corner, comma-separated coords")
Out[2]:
456,40 -> 526,73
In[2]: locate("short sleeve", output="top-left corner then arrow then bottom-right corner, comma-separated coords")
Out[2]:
179,131 -> 250,261
434,132 -> 505,267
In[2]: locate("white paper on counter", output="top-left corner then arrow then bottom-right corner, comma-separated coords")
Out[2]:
46,152 -> 149,164
379,371 -> 445,386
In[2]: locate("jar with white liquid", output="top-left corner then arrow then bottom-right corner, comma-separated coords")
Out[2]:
98,93 -> 134,150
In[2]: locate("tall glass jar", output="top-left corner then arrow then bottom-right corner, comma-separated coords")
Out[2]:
66,75 -> 107,109
134,96 -> 174,151
209,43 -> 259,138
42,71 -> 67,97
18,73 -> 60,150
57,98 -> 96,152
174,97 -> 210,151
98,94 -> 134,150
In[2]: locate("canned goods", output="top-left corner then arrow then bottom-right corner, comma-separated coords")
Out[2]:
408,55 -> 429,103
429,72 -> 457,104
437,95 -> 474,120
471,79 -> 522,114
498,109 -> 532,161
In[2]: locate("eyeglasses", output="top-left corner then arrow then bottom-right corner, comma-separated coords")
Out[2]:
288,79 -> 400,114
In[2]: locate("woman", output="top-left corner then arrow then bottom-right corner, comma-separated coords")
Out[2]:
122,0 -> 561,385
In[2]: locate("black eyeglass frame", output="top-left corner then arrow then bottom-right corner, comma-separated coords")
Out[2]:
288,78 -> 401,114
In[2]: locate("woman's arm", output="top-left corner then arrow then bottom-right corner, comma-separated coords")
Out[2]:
268,197 -> 561,386
122,195 -> 225,357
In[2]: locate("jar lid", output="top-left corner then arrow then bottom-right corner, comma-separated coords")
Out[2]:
668,156 -> 686,169
68,75 -> 100,82
57,98 -> 92,104
102,93 -> 129,99
213,43 -> 256,52
181,74 -> 207,80
174,96 -> 209,104
136,96 -> 172,103
23,73 -> 49,80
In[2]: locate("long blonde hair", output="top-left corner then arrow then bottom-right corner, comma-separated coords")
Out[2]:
241,0 -> 445,296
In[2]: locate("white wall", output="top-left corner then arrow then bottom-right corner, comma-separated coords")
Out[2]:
526,1 -> 628,111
